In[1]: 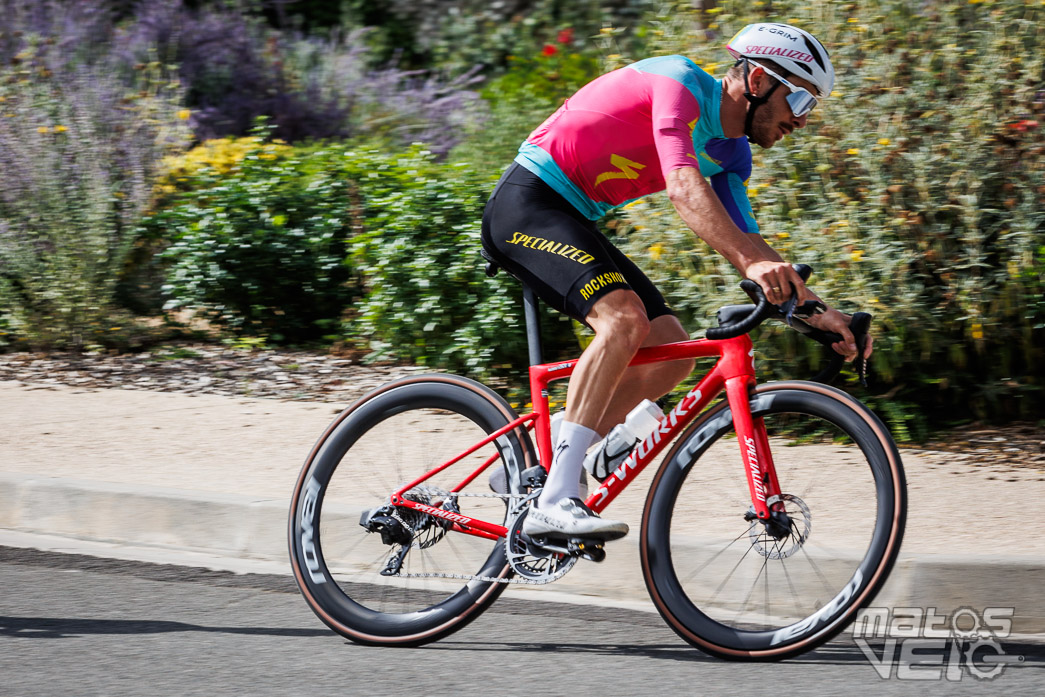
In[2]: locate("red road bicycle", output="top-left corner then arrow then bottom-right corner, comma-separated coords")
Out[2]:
288,265 -> 906,660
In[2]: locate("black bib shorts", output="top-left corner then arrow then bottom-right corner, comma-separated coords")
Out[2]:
480,163 -> 673,324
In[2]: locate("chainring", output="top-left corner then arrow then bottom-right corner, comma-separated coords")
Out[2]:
504,495 -> 577,582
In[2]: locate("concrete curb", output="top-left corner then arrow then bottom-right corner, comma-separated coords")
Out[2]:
2,472 -> 1042,634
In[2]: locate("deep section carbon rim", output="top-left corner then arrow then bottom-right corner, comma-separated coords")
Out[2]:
641,383 -> 906,660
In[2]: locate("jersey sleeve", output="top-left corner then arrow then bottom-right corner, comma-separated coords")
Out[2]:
647,77 -> 702,179
710,171 -> 760,234
703,137 -> 759,234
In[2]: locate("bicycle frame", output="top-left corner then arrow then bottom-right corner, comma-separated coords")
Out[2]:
388,332 -> 783,542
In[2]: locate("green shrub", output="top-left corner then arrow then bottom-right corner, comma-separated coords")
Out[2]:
345,146 -> 573,378
138,132 -> 357,343
144,136 -> 570,374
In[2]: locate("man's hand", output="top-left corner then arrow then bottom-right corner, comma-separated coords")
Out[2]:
744,260 -> 815,306
804,308 -> 875,362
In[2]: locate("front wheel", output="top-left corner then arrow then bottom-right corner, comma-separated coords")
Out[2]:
641,381 -> 906,660
288,374 -> 537,646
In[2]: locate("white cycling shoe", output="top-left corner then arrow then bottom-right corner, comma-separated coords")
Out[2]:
522,497 -> 629,541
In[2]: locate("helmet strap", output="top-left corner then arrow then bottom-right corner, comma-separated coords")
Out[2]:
740,59 -> 782,139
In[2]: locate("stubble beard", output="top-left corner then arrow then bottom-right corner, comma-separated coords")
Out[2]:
748,105 -> 779,149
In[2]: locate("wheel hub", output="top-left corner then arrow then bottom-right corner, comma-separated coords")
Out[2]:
747,493 -> 811,559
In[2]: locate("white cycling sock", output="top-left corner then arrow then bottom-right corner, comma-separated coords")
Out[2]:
539,420 -> 598,510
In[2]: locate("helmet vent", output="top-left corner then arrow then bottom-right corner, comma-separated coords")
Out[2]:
802,36 -> 828,72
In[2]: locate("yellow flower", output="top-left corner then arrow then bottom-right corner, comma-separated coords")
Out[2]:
877,138 -> 890,146
177,109 -> 191,121
830,90 -> 842,98
847,148 -> 860,155
775,231 -> 791,240
850,249 -> 864,262
847,17 -> 860,23
971,322 -> 984,339
649,243 -> 664,260
37,126 -> 49,134
54,125 -> 67,133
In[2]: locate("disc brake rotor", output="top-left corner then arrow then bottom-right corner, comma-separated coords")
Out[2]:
749,493 -> 811,559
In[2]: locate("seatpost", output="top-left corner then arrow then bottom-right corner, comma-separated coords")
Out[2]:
522,284 -> 544,366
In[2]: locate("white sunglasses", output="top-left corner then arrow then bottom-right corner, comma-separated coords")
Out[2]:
751,61 -> 819,117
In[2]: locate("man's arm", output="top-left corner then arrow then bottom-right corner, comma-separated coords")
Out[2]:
665,165 -> 865,359
665,166 -> 808,302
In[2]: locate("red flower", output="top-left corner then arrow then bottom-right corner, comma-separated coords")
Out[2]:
557,28 -> 574,44
542,44 -> 558,57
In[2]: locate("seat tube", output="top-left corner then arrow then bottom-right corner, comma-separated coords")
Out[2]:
522,285 -> 543,366
724,376 -> 774,520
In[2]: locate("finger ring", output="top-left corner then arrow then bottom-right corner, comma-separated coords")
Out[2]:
772,287 -> 782,293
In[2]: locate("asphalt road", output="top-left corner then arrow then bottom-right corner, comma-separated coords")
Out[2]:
1,547 -> 1041,697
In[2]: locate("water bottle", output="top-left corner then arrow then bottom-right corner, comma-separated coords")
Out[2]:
583,399 -> 663,482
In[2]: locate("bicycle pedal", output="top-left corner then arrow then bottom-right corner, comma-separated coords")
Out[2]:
530,536 -> 607,562
520,465 -> 547,488
570,539 -> 606,563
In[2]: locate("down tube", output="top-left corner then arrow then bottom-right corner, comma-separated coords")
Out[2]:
586,370 -> 725,514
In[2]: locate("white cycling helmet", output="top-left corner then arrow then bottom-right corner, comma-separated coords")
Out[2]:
726,23 -> 835,97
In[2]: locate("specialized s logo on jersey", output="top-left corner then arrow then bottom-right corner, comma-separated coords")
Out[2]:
594,154 -> 647,188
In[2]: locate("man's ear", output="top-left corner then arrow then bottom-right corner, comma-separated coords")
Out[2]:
747,65 -> 769,98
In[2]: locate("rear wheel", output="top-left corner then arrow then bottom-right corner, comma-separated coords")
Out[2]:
641,381 -> 906,660
289,374 -> 536,646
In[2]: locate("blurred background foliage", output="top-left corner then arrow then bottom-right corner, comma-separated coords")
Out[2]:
0,0 -> 1042,436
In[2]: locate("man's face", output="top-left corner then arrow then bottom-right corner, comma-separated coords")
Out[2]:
748,70 -> 818,149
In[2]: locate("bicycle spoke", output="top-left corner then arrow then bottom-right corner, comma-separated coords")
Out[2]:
679,522 -> 758,586
777,558 -> 805,618
731,552 -> 771,627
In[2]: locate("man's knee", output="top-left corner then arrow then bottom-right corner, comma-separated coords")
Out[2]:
648,315 -> 695,382
586,291 -> 651,349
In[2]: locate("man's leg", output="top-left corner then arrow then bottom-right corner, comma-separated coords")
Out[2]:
539,305 -> 692,507
562,289 -> 651,432
538,289 -> 648,508
594,314 -> 694,436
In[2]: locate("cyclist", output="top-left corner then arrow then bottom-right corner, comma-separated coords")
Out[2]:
481,23 -> 870,540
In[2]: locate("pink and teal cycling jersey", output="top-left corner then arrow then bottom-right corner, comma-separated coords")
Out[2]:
515,55 -> 759,234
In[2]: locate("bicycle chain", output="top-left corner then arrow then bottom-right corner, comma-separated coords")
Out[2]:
390,570 -> 555,585
389,489 -> 558,585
